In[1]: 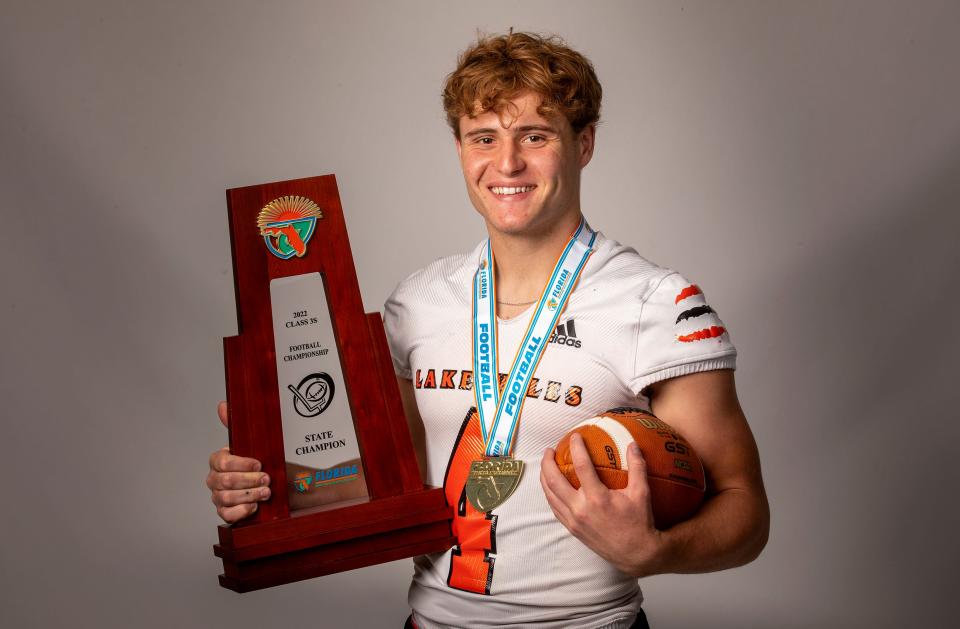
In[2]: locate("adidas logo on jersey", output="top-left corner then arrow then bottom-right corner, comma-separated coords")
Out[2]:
549,318 -> 582,348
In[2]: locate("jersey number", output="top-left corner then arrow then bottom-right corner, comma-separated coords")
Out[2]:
443,408 -> 497,594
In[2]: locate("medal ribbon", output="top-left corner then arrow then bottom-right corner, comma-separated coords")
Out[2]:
472,219 -> 596,457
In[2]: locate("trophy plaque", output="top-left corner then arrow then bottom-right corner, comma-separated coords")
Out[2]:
214,174 -> 454,593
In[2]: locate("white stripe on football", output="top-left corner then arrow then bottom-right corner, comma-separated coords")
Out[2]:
575,416 -> 636,470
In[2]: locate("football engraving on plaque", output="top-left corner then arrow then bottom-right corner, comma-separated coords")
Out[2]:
214,175 -> 454,593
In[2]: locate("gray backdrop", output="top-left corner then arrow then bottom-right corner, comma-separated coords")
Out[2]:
2,1 -> 958,627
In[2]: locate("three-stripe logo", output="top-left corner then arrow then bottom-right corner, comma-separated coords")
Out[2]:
549,318 -> 582,348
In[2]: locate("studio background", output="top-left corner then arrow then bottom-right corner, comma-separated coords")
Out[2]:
1,1 -> 957,627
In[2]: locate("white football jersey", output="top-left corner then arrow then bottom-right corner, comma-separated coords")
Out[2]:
384,230 -> 737,629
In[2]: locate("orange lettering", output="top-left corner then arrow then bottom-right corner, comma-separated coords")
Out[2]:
526,377 -> 541,399
564,385 -> 582,406
440,369 -> 456,389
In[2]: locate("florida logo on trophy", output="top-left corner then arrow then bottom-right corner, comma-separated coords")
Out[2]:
293,471 -> 313,493
257,195 -> 323,259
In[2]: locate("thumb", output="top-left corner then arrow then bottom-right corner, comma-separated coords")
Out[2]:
217,401 -> 229,429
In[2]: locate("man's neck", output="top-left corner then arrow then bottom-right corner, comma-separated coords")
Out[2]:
488,212 -> 583,306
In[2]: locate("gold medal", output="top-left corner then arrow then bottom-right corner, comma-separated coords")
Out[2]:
465,457 -> 524,512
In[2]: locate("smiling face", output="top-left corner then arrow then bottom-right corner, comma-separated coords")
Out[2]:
456,91 -> 596,241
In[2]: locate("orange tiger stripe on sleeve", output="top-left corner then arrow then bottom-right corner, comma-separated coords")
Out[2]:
674,284 -> 702,304
678,325 -> 726,343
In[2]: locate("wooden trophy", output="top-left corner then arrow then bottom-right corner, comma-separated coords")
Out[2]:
214,174 -> 454,593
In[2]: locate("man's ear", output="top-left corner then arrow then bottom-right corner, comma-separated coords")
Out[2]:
578,124 -> 597,169
455,134 -> 462,159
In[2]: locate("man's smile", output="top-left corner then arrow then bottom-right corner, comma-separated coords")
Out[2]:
488,184 -> 537,199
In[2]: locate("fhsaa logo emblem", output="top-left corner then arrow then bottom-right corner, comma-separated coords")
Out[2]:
549,318 -> 582,348
257,195 -> 323,259
288,372 -> 335,418
293,471 -> 313,493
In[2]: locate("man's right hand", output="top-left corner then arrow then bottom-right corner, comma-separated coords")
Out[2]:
206,401 -> 271,523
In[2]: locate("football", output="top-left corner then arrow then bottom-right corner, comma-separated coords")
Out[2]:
554,407 -> 706,529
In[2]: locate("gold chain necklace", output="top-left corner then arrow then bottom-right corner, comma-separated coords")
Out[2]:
496,299 -> 537,306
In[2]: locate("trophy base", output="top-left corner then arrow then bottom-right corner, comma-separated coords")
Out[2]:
214,486 -> 453,593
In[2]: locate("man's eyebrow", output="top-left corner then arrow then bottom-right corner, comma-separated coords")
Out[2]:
514,124 -> 558,134
462,127 -> 500,139
463,124 -> 559,139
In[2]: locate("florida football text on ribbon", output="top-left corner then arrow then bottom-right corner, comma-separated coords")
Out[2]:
471,219 -> 596,457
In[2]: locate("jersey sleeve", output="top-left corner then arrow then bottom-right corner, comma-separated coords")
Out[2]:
383,280 -> 414,380
630,271 -> 737,394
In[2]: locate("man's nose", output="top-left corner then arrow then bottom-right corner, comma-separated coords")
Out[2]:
495,140 -> 525,175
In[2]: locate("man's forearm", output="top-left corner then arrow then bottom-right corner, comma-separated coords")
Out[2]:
632,485 -> 769,578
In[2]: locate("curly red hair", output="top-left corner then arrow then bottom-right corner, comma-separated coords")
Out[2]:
442,31 -> 602,137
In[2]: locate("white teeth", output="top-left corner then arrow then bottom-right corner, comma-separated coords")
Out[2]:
491,186 -> 534,195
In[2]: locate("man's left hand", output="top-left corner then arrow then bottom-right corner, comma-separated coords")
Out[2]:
540,432 -> 664,577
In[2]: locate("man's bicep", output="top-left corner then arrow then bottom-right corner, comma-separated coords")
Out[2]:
648,369 -> 764,494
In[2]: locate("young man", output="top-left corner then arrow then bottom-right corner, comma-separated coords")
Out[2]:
207,32 -> 768,629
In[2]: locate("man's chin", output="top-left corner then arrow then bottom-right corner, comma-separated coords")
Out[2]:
482,213 -> 538,236
481,207 -> 581,241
